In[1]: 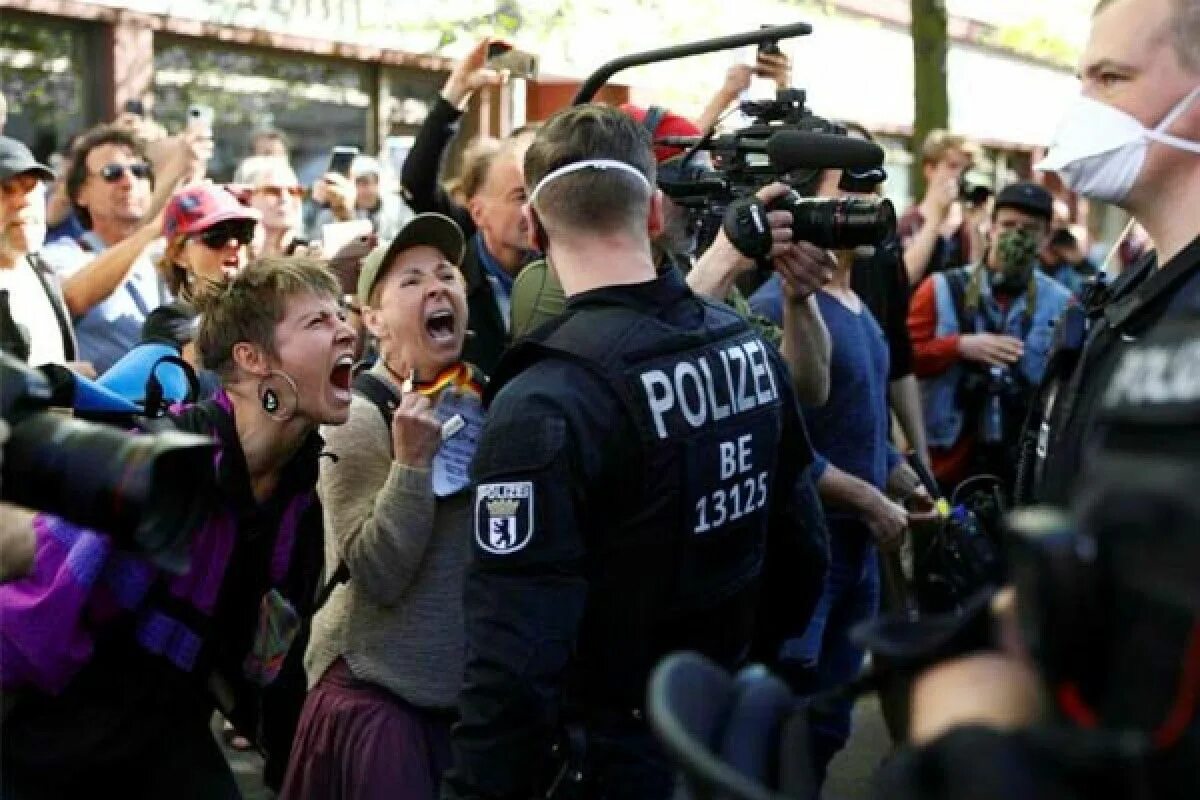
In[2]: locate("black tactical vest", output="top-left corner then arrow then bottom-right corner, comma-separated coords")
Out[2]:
492,296 -> 789,709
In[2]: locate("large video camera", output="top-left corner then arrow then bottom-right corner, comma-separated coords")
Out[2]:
656,88 -> 897,256
572,23 -> 896,259
1,350 -> 216,572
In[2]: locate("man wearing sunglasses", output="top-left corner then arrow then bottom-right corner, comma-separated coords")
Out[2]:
40,125 -> 174,373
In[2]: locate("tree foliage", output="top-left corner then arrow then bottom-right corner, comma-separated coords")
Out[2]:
984,18 -> 1079,68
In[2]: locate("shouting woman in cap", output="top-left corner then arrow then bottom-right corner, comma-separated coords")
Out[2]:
282,213 -> 480,800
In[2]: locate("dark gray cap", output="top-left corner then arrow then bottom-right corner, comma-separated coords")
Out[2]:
0,136 -> 54,183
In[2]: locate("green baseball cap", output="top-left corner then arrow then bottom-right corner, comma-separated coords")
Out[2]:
357,212 -> 466,306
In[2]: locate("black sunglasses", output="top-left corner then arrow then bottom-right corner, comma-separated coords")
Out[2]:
97,162 -> 152,182
196,220 -> 257,249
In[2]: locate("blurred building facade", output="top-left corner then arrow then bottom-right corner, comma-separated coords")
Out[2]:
3,0 -> 1117,242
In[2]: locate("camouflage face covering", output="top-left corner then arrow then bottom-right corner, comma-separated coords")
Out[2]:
994,228 -> 1040,288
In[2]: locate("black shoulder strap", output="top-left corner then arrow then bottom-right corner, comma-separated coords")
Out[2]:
315,371 -> 401,610
25,253 -> 77,361
352,371 -> 400,451
944,268 -> 975,335
0,289 -> 30,362
143,354 -> 201,418
313,561 -> 351,612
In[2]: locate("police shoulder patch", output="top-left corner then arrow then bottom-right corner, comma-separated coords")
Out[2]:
475,481 -> 535,555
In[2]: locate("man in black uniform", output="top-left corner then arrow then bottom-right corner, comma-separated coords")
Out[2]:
442,104 -> 828,800
1024,0 -> 1200,505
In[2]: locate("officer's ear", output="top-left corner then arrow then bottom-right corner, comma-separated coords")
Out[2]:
523,202 -> 548,253
646,188 -> 665,241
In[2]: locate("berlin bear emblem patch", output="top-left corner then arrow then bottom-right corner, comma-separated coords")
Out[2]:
475,481 -> 534,555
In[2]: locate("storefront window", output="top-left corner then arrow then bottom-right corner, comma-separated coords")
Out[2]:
153,36 -> 371,183
0,13 -> 95,163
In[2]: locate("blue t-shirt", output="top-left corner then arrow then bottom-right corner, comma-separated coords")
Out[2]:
750,281 -> 900,487
748,273 -> 785,329
804,291 -> 899,491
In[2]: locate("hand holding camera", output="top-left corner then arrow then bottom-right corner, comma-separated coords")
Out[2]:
689,181 -> 798,297
443,38 -> 507,109
754,50 -> 792,88
937,194 -> 965,239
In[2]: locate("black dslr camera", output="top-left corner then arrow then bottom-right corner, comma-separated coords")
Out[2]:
0,351 -> 216,572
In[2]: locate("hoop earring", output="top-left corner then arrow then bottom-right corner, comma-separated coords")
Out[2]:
257,370 -> 300,422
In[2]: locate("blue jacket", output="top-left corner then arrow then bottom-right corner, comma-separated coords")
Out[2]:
922,265 -> 1072,449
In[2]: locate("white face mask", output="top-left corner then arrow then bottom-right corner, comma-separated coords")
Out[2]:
1038,86 -> 1200,205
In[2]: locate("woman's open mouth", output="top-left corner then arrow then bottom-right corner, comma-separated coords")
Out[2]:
425,309 -> 457,345
329,354 -> 354,403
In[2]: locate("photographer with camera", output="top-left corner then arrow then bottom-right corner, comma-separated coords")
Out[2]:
314,155 -> 413,242
1,257 -> 358,798
1022,0 -> 1200,507
898,130 -> 987,286
908,183 -> 1073,493
1038,227 -> 1100,300
750,123 -> 931,468
442,103 -> 827,800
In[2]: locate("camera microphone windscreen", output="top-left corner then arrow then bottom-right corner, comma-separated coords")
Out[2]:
766,131 -> 885,172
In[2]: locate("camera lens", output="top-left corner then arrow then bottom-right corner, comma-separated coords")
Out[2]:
1,412 -> 215,572
784,195 -> 897,249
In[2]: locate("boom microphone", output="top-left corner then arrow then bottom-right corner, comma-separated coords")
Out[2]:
655,135 -> 767,153
766,131 -> 885,171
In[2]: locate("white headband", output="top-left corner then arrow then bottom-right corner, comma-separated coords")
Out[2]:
528,158 -> 652,205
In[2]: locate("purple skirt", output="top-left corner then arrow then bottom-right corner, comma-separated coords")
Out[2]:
279,658 -> 454,800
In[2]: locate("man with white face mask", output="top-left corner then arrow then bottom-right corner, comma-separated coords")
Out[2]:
1022,0 -> 1200,506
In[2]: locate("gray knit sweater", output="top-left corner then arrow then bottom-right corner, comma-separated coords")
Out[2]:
305,365 -> 471,709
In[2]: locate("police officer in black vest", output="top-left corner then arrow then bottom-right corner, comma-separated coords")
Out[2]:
441,104 -> 828,800
1019,0 -> 1200,506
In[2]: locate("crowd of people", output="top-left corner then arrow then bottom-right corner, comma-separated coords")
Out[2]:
0,0 -> 1198,796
